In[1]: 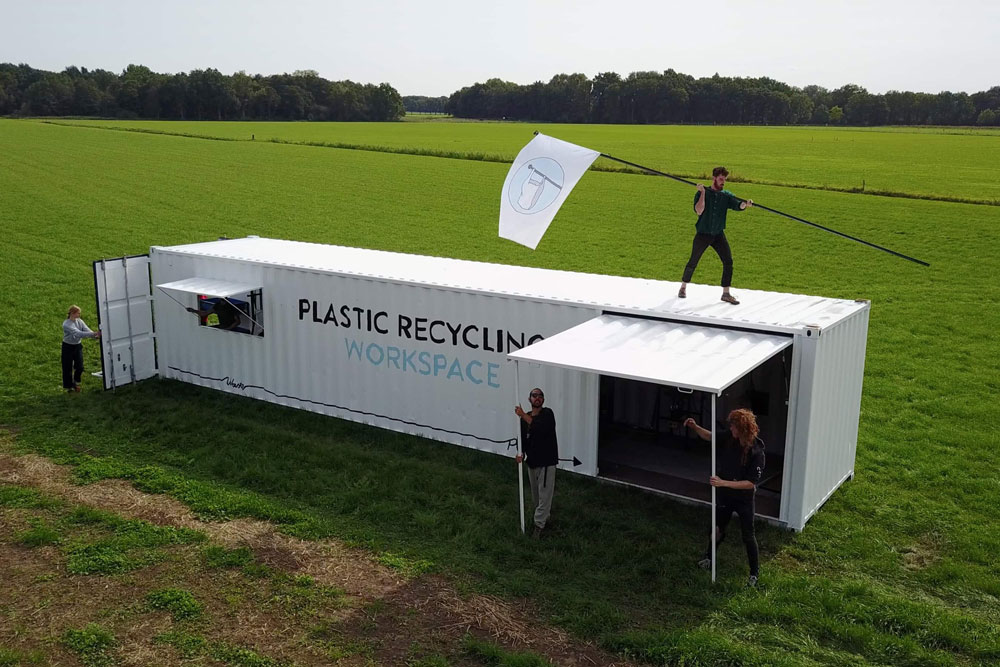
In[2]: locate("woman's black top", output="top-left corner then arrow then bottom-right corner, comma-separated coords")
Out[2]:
717,435 -> 765,498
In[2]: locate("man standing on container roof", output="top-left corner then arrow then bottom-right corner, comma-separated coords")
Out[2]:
677,167 -> 753,305
515,388 -> 558,538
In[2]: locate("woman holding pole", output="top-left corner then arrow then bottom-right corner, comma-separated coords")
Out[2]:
685,409 -> 765,587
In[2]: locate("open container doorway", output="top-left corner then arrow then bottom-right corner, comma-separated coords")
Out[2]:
509,314 -> 795,580
596,344 -> 792,519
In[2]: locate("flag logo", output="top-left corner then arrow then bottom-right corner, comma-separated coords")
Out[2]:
508,159 -> 564,215
499,134 -> 600,249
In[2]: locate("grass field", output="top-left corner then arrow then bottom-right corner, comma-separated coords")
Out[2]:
42,118 -> 1000,204
2,117 -> 999,665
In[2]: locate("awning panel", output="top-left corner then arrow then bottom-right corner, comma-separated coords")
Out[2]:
508,315 -> 792,394
156,277 -> 260,299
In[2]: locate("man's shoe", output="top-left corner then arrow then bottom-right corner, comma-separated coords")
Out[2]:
748,575 -> 758,588
721,293 -> 740,305
697,557 -> 711,571
677,285 -> 687,298
532,525 -> 543,539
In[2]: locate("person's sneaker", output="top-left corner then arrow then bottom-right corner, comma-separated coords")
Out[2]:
697,557 -> 711,571
721,293 -> 740,305
677,285 -> 687,298
748,575 -> 758,588
532,525 -> 544,539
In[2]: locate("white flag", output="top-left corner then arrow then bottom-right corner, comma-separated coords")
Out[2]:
499,133 -> 600,249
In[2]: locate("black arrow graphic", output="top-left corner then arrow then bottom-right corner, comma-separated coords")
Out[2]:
560,457 -> 583,467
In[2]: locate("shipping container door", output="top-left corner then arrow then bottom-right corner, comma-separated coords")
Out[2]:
92,255 -> 157,390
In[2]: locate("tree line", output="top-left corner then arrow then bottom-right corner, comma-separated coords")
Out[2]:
402,95 -> 448,114
5,62 -> 998,127
443,71 -> 1000,126
0,63 -> 405,121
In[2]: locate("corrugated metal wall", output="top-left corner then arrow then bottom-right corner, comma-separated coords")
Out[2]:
151,250 -> 600,474
149,246 -> 868,529
791,308 -> 870,528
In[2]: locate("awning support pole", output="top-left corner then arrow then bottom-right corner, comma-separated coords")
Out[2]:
221,296 -> 265,334
514,360 -> 525,535
711,393 -> 717,584
154,286 -> 189,311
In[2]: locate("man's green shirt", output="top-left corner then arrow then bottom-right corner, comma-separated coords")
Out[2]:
693,188 -> 744,235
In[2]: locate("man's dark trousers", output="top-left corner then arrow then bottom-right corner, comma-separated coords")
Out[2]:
682,232 -> 734,287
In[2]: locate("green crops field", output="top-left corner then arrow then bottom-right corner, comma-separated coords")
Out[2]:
45,118 -> 1000,204
2,118 -> 1000,665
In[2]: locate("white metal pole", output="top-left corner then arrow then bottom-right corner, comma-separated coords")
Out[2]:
514,361 -> 525,534
121,257 -> 137,384
99,259 -> 117,392
711,393 -> 717,583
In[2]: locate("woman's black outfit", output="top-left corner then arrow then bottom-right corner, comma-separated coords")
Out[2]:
705,435 -> 765,577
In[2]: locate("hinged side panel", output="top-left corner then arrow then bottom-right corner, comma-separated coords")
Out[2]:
93,255 -> 157,390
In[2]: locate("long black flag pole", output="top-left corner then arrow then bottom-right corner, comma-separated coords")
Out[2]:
532,132 -> 929,267
598,151 -> 929,267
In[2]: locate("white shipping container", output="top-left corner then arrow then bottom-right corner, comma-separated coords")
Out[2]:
94,237 -> 870,533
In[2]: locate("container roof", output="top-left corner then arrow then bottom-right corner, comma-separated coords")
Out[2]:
153,237 -> 868,334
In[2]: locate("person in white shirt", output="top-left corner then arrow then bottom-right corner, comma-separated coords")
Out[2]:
62,305 -> 100,392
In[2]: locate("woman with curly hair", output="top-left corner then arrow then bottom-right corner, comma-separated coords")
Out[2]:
684,408 -> 765,586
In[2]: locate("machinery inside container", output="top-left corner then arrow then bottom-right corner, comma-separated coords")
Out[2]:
596,347 -> 792,518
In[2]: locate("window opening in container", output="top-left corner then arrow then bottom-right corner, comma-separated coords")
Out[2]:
192,289 -> 264,337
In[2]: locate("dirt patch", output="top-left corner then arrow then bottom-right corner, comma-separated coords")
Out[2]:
0,446 -> 632,666
0,536 -> 341,666
901,532 -> 944,571
0,456 -> 19,477
0,539 -> 165,666
369,575 -> 595,663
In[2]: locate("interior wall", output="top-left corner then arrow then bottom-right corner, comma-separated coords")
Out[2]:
718,348 -> 792,456
599,347 -> 791,454
597,367 -> 789,518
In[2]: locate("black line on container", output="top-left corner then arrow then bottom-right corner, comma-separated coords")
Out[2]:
167,366 -> 517,446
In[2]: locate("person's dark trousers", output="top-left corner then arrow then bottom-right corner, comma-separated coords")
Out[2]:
704,495 -> 759,577
681,232 -> 734,287
61,342 -> 84,390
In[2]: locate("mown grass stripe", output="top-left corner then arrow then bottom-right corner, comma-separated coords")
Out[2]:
3,117 -> 999,665
37,120 -> 1000,207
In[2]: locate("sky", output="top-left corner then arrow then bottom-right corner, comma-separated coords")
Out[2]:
2,0 -> 997,97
